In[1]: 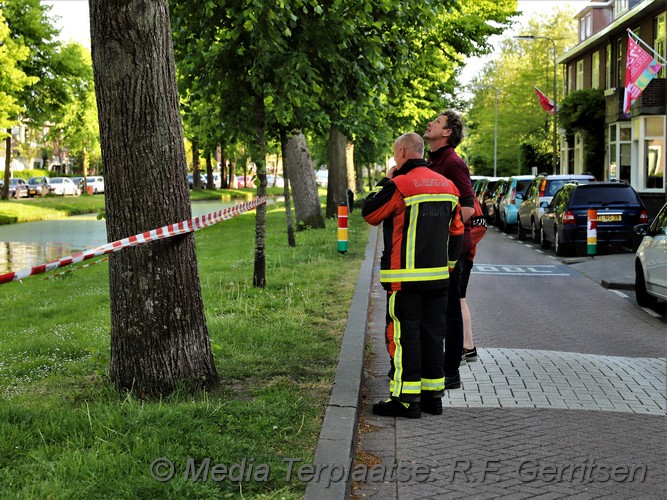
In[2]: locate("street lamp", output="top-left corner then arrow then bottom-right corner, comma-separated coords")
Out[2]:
473,84 -> 500,177
515,35 -> 558,174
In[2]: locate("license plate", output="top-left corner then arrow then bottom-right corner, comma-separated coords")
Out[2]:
598,214 -> 622,222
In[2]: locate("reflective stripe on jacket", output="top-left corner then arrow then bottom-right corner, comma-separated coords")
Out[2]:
362,159 -> 464,291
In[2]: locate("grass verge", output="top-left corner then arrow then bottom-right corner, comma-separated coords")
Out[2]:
0,201 -> 369,498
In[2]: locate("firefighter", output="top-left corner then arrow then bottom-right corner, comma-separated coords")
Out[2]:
362,132 -> 464,418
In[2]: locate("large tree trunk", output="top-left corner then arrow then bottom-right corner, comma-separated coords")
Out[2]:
2,133 -> 10,200
280,132 -> 296,247
89,0 -> 217,396
326,124 -> 349,218
252,92 -> 267,288
284,131 -> 324,230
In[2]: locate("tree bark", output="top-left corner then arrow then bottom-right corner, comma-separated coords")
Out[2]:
2,133 -> 10,200
252,92 -> 267,288
283,131 -> 325,230
280,131 -> 296,247
326,124 -> 349,218
205,152 -> 213,189
192,138 -> 201,190
89,0 -> 217,396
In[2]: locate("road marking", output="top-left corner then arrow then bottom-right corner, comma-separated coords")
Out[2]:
611,290 -> 628,298
640,307 -> 662,318
472,264 -> 572,277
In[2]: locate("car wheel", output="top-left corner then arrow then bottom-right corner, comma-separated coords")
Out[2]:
555,229 -> 568,257
517,220 -> 527,240
499,214 -> 507,232
531,219 -> 540,243
635,260 -> 657,308
540,226 -> 551,249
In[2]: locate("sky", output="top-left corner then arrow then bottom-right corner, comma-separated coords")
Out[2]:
42,0 -> 590,85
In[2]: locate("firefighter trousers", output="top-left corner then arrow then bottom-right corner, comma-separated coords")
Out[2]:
385,287 -> 447,402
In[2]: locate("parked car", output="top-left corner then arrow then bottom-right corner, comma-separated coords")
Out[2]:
266,174 -> 285,188
483,178 -> 508,225
27,176 -> 52,197
539,182 -> 648,257
70,177 -> 86,196
49,177 -> 80,196
634,202 -> 667,307
187,173 -> 207,189
517,173 -> 596,242
477,177 -> 502,221
236,175 -> 254,188
498,175 -> 535,232
473,176 -> 488,198
3,178 -> 29,198
212,173 -> 222,189
86,176 -> 105,194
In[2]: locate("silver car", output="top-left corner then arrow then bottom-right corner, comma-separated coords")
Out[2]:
634,203 -> 667,307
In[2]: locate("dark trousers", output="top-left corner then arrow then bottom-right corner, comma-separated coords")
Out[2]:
444,260 -> 463,378
385,288 -> 447,402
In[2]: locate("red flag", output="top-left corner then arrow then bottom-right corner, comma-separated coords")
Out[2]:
534,86 -> 555,115
624,33 -> 664,115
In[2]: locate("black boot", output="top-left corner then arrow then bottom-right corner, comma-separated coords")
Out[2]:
372,399 -> 421,418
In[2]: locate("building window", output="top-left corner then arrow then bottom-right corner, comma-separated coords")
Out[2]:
615,0 -> 629,18
579,13 -> 592,42
605,44 -> 612,88
592,51 -> 600,89
568,65 -> 574,94
576,60 -> 584,89
609,124 -> 632,183
655,13 -> 666,79
644,117 -> 665,190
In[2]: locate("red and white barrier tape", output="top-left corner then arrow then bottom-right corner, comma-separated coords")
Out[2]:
0,197 -> 265,285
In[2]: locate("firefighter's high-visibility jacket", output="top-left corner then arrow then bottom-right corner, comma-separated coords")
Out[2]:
362,158 -> 464,291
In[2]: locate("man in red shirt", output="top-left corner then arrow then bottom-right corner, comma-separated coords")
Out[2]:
362,132 -> 464,418
424,110 -> 475,389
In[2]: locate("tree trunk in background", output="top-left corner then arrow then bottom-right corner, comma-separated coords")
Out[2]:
89,0 -> 217,396
205,152 -> 213,189
284,131 -> 324,230
2,134 -> 10,200
326,124 -> 348,218
280,131 -> 296,247
192,138 -> 201,190
219,146 -> 228,188
346,140 -> 356,191
252,92 -> 267,288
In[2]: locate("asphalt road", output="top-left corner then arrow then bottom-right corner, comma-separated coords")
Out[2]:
468,227 -> 665,358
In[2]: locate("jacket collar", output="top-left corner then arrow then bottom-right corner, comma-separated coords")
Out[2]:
427,145 -> 453,161
394,158 -> 428,176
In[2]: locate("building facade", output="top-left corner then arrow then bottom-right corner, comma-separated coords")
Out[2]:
558,0 -> 666,216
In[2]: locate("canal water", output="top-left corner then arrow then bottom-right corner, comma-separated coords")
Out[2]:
0,199 -> 275,274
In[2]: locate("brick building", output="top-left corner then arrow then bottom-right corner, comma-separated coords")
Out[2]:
558,0 -> 666,216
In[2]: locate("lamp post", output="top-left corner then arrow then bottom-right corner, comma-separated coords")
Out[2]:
515,35 -> 558,174
473,84 -> 500,177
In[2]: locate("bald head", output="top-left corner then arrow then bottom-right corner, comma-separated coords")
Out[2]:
393,132 -> 425,171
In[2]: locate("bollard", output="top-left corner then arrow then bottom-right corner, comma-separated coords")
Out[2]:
337,203 -> 348,253
587,208 -> 597,256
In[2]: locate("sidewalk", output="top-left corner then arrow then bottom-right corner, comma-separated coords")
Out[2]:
306,226 -> 666,499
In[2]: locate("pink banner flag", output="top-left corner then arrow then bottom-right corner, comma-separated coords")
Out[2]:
623,34 -> 663,114
534,86 -> 555,115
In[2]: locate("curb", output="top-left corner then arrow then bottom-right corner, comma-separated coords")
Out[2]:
304,226 -> 378,500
